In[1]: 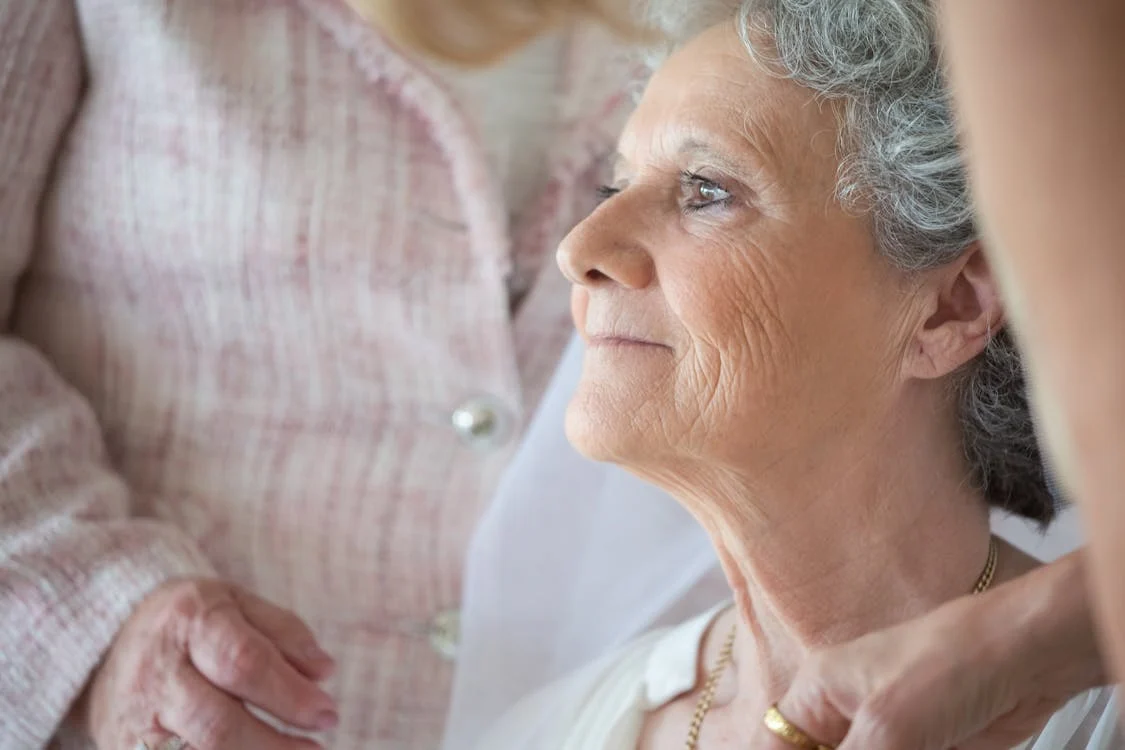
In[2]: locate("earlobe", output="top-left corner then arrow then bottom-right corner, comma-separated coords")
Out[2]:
906,243 -> 1005,380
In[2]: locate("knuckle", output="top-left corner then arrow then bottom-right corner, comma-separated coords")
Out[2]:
157,579 -> 218,626
166,592 -> 204,625
216,632 -> 269,686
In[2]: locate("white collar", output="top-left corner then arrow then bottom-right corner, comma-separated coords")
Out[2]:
643,601 -> 731,709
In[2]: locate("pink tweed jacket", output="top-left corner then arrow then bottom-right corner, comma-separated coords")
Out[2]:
0,1 -> 630,747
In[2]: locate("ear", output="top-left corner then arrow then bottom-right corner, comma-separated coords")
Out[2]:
904,243 -> 1004,380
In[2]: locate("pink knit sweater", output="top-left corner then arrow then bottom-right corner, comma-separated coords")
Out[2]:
0,1 -> 629,747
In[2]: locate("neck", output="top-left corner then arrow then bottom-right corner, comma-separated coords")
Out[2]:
725,499 -> 992,697
636,385 -> 996,696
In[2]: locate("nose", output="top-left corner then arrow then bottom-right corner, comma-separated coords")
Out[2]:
557,199 -> 656,291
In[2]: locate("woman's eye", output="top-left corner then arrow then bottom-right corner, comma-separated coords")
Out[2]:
683,173 -> 731,210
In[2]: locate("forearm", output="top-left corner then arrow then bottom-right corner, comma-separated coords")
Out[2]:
937,0 -> 1125,683
0,340 -> 216,750
991,552 -> 1107,697
0,7 -> 215,747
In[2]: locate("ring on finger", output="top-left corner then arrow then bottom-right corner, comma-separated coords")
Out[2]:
763,704 -> 836,750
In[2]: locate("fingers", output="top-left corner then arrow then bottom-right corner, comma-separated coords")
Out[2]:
233,589 -> 335,680
752,692 -> 905,750
750,687 -> 852,750
188,601 -> 338,732
747,648 -> 857,750
85,580 -> 340,750
776,660 -> 937,750
161,664 -> 323,750
831,678 -> 954,750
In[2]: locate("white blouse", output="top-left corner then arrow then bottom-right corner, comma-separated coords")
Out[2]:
476,604 -> 1121,750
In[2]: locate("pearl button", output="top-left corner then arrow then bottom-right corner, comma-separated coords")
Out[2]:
450,397 -> 511,448
428,609 -> 461,661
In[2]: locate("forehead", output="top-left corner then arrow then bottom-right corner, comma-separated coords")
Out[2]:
623,23 -> 838,181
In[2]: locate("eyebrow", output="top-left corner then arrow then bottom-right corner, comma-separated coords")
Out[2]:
680,132 -> 781,180
676,137 -> 724,157
612,134 -> 777,183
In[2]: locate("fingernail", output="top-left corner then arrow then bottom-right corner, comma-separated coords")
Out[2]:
315,709 -> 339,730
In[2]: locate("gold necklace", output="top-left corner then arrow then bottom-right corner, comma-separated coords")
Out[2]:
684,537 -> 999,749
684,622 -> 738,750
972,537 -> 999,594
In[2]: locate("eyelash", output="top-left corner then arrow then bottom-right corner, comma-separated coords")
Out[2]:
680,171 -> 732,212
594,172 -> 733,212
595,184 -> 620,203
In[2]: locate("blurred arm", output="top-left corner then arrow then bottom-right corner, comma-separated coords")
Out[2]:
0,4 -> 215,747
937,0 -> 1125,684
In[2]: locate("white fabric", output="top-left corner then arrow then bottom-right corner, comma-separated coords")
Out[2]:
443,336 -> 727,750
995,505 -> 1084,560
473,602 -> 1120,750
445,333 -> 1091,750
432,33 -> 565,223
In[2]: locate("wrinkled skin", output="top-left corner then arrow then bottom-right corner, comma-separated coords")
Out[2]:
80,578 -> 337,750
556,20 -> 1077,750
559,23 -> 963,501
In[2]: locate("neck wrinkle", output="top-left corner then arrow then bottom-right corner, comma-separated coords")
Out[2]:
639,385 -> 997,699
714,481 -> 992,698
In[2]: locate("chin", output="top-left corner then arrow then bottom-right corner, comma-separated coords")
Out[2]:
564,379 -> 648,464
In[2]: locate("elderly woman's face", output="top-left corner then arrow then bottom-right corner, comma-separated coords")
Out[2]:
560,23 -> 921,470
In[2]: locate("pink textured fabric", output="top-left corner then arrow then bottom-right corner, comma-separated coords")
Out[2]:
0,1 -> 630,747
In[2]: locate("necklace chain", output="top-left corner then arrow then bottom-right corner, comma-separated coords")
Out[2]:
684,622 -> 738,749
684,537 -> 999,749
972,537 -> 999,594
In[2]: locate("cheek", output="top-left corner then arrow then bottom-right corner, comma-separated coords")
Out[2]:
672,244 -> 795,367
571,286 -> 589,339
662,240 -> 812,437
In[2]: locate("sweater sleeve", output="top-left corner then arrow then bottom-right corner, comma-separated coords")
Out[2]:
0,4 -> 216,748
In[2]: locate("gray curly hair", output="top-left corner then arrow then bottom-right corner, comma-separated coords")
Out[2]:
640,0 -> 1057,524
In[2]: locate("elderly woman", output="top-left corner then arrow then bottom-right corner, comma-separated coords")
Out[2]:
473,1 -> 1120,748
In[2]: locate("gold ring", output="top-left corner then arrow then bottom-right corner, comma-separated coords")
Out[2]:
763,704 -> 835,750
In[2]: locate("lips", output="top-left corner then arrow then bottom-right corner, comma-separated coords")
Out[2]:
582,307 -> 671,350
586,333 -> 670,350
